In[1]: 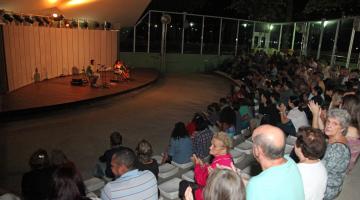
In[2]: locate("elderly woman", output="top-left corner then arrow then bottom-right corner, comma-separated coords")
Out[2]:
179,132 -> 234,200
322,109 -> 351,200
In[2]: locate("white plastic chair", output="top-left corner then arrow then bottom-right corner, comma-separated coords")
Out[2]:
158,163 -> 179,179
84,177 -> 105,192
158,177 -> 182,200
181,170 -> 195,182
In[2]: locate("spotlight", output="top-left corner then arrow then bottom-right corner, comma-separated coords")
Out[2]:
52,14 -> 64,21
3,14 -> 14,23
24,16 -> 34,24
13,14 -> 24,23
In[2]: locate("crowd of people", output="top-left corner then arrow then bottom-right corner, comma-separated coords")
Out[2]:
2,51 -> 360,200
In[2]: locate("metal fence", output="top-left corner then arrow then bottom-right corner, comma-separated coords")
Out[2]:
120,10 -> 360,68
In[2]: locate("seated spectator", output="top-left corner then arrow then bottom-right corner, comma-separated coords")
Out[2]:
184,168 -> 246,200
206,103 -> 220,126
246,125 -> 304,200
180,132 -> 234,200
162,122 -> 192,164
294,127 -> 327,200
48,164 -> 95,200
135,139 -> 159,180
97,131 -> 126,178
310,86 -> 324,106
21,149 -> 54,200
340,94 -> 360,172
192,115 -> 213,159
259,91 -> 280,126
277,96 -> 309,136
322,109 -> 351,199
101,148 -> 158,200
50,149 -> 74,169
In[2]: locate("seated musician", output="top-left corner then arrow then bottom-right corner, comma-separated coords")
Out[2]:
113,60 -> 130,81
86,59 -> 100,87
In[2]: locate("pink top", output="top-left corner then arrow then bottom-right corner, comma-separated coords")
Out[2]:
347,137 -> 360,172
194,154 -> 233,200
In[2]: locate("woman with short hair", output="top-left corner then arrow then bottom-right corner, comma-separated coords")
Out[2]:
295,127 -> 327,200
180,132 -> 234,200
322,109 -> 351,200
135,139 -> 159,180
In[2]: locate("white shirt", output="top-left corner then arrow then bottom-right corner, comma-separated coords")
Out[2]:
287,107 -> 309,132
297,161 -> 328,200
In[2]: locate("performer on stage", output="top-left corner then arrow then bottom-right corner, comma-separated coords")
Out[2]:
86,59 -> 100,87
113,60 -> 130,81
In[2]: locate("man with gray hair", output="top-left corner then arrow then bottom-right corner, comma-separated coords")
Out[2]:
246,125 -> 304,200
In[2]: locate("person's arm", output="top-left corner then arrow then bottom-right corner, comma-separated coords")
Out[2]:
308,100 -> 323,129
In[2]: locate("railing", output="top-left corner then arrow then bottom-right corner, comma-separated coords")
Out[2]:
119,10 -> 360,68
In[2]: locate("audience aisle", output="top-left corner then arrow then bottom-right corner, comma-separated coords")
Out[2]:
0,73 -> 231,194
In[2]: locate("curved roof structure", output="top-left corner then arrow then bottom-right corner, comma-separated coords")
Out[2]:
0,0 -> 151,27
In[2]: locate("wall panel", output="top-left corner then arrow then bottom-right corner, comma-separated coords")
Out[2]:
44,28 -> 52,78
78,29 -> 85,70
3,24 -> 118,91
61,29 -> 69,75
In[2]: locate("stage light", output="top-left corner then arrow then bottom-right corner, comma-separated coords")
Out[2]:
24,16 -> 34,24
71,20 -> 78,28
43,17 -> 50,25
80,21 -> 88,29
93,21 -> 100,29
242,23 -> 248,28
52,13 -> 58,18
3,14 -> 14,23
104,21 -> 111,29
65,22 -> 70,27
13,14 -> 24,23
189,22 -> 194,27
34,16 -> 44,26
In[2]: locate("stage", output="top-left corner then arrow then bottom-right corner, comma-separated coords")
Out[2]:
0,68 -> 160,115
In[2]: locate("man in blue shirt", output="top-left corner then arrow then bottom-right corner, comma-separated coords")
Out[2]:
101,147 -> 158,200
246,125 -> 304,200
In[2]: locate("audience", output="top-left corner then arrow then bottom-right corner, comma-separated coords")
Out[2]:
135,139 -> 159,180
162,122 -> 193,164
48,164 -> 95,200
322,109 -> 351,200
295,127 -> 327,200
21,149 -> 54,200
246,125 -> 304,200
192,114 -> 213,159
184,168 -> 246,200
180,131 -> 234,200
101,148 -> 158,200
97,131 -> 126,178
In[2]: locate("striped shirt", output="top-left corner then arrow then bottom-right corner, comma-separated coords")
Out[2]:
101,169 -> 158,200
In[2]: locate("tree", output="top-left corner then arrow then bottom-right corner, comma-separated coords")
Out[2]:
228,0 -> 290,21
304,0 -> 360,19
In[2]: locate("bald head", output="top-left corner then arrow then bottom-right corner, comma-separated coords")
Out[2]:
252,125 -> 285,160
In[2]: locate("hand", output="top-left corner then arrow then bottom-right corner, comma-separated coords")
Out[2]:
308,100 -> 320,116
191,154 -> 204,166
277,103 -> 286,113
184,186 -> 194,200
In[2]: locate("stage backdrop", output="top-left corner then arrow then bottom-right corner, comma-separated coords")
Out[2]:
2,24 -> 118,92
